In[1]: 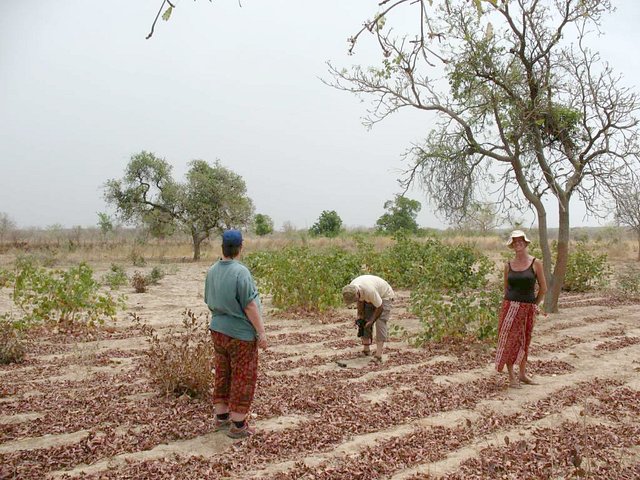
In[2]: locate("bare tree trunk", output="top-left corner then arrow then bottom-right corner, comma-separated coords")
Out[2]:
546,206 -> 571,313
637,232 -> 640,261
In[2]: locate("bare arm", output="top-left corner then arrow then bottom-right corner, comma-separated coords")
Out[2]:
533,259 -> 547,306
244,300 -> 267,349
503,262 -> 509,295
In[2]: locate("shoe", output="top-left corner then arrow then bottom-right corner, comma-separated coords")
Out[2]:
227,422 -> 255,439
361,350 -> 371,356
214,418 -> 231,432
371,355 -> 383,363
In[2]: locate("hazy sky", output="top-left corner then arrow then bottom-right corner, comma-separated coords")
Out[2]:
1,1 -> 639,231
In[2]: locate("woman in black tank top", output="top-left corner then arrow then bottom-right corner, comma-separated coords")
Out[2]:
495,230 -> 547,388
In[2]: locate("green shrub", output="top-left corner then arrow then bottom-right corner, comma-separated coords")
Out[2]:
616,265 -> 640,295
563,241 -> 611,292
12,259 -> 123,328
245,245 -> 361,312
410,286 -> 501,344
0,268 -> 14,288
146,266 -> 165,285
102,264 -> 128,290
133,309 -> 215,397
0,315 -> 26,364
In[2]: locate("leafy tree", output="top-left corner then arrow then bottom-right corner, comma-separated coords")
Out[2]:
329,0 -> 640,312
254,213 -> 274,236
309,210 -> 342,238
614,179 -> 640,261
105,151 -> 254,260
376,195 -> 421,234
97,212 -> 114,236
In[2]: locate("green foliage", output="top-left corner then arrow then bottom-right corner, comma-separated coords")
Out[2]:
0,314 -> 26,364
528,241 -> 612,292
11,258 -> 123,327
97,212 -> 114,236
146,266 -> 165,285
563,242 -> 611,292
376,195 -> 421,234
245,246 -> 361,312
410,287 -> 501,343
615,265 -> 640,296
105,151 -> 254,259
309,210 -> 342,238
102,264 -> 128,290
133,309 -> 215,397
0,267 -> 14,288
254,213 -> 274,236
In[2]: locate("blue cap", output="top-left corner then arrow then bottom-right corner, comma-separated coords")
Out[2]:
222,229 -> 243,247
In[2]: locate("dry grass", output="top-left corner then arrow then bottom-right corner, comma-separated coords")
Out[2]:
0,227 -> 637,266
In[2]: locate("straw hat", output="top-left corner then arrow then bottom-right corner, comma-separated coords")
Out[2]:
506,229 -> 531,248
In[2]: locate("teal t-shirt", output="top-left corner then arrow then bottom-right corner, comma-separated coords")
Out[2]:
204,259 -> 261,341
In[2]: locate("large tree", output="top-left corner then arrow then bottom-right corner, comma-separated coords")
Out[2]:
105,151 -> 254,260
329,0 -> 640,312
376,195 -> 421,234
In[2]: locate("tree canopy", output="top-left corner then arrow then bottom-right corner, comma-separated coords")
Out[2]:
104,151 -> 253,260
330,0 -> 640,311
309,210 -> 342,238
254,213 -> 274,236
376,195 -> 421,234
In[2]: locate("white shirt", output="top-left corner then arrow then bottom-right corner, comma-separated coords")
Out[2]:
350,275 -> 394,308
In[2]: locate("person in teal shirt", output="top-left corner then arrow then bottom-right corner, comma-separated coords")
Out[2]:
205,229 -> 267,439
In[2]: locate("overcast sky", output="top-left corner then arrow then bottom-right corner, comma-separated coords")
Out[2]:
1,1 -> 639,231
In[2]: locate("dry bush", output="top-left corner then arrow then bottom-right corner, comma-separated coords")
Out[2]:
0,316 -> 26,364
130,271 -> 147,293
132,309 -> 215,398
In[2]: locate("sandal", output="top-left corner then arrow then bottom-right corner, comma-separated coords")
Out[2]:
371,355 -> 383,363
361,350 -> 371,356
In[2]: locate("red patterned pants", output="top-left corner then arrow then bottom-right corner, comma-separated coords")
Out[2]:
495,300 -> 536,372
211,331 -> 259,414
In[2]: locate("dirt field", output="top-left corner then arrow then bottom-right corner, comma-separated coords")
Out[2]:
1,261 -> 639,479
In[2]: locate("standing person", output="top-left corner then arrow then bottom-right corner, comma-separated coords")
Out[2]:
204,229 -> 268,439
342,274 -> 395,363
495,229 -> 547,388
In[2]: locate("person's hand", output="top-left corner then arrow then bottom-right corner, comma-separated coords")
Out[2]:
257,333 -> 268,350
535,305 -> 547,317
365,320 -> 374,329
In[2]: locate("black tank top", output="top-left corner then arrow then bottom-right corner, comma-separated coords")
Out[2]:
505,257 -> 537,304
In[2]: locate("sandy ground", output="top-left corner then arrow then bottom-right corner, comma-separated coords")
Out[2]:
1,261 -> 639,479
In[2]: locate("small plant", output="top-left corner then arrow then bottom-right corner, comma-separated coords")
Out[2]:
12,259 -> 123,328
133,309 -> 215,397
146,266 -> 165,285
563,241 -> 611,292
0,268 -> 14,288
616,265 -> 640,295
0,315 -> 26,364
102,264 -> 128,290
129,249 -> 146,267
131,271 -> 148,293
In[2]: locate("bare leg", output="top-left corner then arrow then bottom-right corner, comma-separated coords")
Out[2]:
507,364 -> 521,388
215,403 -> 229,415
361,338 -> 371,355
518,359 -> 537,385
375,341 -> 384,359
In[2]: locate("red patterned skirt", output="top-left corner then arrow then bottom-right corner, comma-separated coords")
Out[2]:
211,331 -> 259,414
495,300 -> 536,372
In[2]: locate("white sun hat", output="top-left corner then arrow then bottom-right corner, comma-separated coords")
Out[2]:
506,229 -> 531,247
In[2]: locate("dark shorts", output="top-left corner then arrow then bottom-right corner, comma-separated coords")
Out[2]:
210,331 -> 259,414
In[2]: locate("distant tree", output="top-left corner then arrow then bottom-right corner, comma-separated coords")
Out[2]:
0,212 -> 16,243
105,151 -> 254,260
376,195 -> 421,234
614,180 -> 640,261
457,203 -> 501,234
254,214 -> 274,236
309,210 -> 342,238
97,212 -> 114,236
